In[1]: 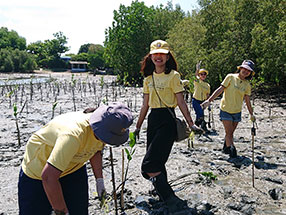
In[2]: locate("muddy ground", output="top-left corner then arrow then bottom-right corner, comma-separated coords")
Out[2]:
0,71 -> 285,215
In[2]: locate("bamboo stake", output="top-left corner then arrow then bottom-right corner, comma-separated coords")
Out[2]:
109,147 -> 118,215
120,148 -> 125,209
251,121 -> 256,188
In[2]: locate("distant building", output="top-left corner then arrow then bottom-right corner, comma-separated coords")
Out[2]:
60,56 -> 71,62
69,61 -> 88,72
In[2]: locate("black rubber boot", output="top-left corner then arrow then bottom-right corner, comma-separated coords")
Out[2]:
151,173 -> 174,201
223,140 -> 231,154
229,145 -> 237,158
201,120 -> 210,134
195,119 -> 202,127
165,195 -> 188,213
151,173 -> 188,213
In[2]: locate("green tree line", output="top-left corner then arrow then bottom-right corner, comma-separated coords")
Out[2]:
0,27 -> 105,72
0,27 -> 36,72
105,0 -> 286,90
1,0 -> 285,92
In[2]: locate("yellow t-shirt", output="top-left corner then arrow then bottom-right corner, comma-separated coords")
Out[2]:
143,70 -> 184,108
220,73 -> 251,113
193,78 -> 210,101
21,112 -> 105,180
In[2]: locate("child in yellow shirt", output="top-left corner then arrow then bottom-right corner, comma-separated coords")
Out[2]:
192,62 -> 210,132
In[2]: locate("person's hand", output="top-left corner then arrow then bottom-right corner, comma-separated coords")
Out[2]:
51,210 -> 69,215
201,99 -> 210,110
96,178 -> 106,199
134,128 -> 140,140
250,115 -> 256,122
190,124 -> 204,134
196,61 -> 201,71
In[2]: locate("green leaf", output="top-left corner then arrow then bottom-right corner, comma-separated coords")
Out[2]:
52,101 -> 58,110
13,103 -> 18,117
124,148 -> 132,161
129,132 -> 136,148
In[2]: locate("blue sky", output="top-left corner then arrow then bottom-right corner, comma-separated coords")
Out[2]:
0,0 -> 199,54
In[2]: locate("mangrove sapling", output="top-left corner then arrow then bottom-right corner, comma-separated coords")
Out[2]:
63,80 -> 67,94
120,132 -> 136,210
100,76 -> 104,103
105,84 -> 108,103
19,100 -> 27,115
13,103 -> 21,147
29,78 -> 34,101
51,100 -> 58,119
269,94 -> 272,119
20,85 -> 25,105
71,74 -> 77,111
134,85 -> 138,112
198,171 -> 217,184
109,147 -> 118,215
6,85 -> 19,108
38,84 -> 43,101
26,100 -> 29,115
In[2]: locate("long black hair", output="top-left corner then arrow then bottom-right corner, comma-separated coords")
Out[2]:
140,52 -> 178,77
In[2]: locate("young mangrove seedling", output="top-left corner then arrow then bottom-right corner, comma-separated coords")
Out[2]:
51,101 -> 58,119
71,74 -> 77,111
198,171 -> 218,182
13,103 -> 21,147
120,132 -> 136,209
6,85 -> 19,108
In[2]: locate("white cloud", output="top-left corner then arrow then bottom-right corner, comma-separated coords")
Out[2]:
0,0 -> 198,54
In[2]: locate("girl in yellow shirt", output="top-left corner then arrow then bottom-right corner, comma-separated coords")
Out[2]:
18,103 -> 133,215
201,60 -> 256,158
135,40 -> 201,213
202,60 -> 255,158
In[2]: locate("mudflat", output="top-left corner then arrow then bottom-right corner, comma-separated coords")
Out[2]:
0,72 -> 285,215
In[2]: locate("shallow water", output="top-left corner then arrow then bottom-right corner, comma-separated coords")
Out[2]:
0,76 -> 52,86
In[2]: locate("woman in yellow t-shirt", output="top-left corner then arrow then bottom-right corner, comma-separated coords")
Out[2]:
134,40 -> 201,213
18,103 -> 133,215
201,60 -> 256,158
192,62 -> 210,132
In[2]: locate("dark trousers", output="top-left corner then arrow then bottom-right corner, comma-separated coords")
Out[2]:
18,165 -> 88,215
141,108 -> 177,179
192,98 -> 204,121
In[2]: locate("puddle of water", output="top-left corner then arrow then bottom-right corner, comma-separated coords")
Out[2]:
0,76 -> 52,86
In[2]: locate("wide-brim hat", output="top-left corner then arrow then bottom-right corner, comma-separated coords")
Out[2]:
198,69 -> 208,75
237,60 -> 255,75
89,102 -> 133,146
150,40 -> 170,54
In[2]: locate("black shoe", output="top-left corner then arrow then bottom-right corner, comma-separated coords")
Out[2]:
165,195 -> 188,213
201,120 -> 210,134
229,145 -> 237,158
195,119 -> 201,126
223,141 -> 230,154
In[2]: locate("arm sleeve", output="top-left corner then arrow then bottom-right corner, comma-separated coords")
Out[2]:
171,72 -> 184,93
221,74 -> 231,88
143,78 -> 149,94
47,134 -> 80,172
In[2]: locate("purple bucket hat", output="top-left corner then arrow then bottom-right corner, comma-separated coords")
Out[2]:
89,102 -> 133,146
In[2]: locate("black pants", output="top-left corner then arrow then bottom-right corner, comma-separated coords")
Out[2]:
18,165 -> 88,215
141,108 -> 177,178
